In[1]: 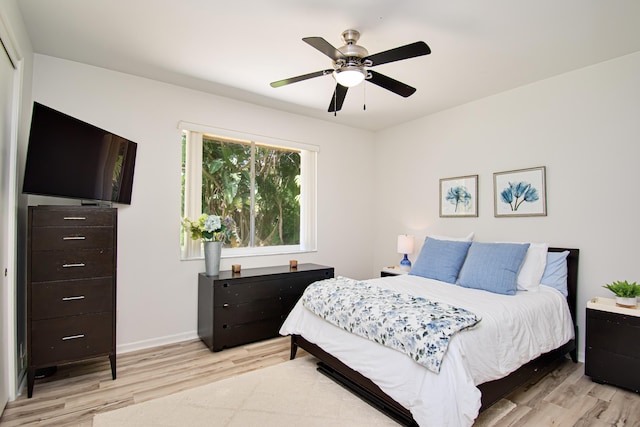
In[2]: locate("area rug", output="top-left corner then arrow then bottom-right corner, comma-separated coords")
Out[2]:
92,355 -> 518,426
92,356 -> 400,426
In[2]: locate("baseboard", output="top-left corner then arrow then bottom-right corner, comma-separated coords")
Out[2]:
117,331 -> 199,354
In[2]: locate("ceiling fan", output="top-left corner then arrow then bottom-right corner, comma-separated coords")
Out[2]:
270,29 -> 431,113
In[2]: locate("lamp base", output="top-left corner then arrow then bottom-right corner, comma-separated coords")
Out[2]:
399,254 -> 412,272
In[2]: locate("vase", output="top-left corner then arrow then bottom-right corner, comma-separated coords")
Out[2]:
203,241 -> 222,276
615,296 -> 638,309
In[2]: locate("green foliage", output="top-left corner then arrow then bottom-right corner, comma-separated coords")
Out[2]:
603,280 -> 640,298
199,137 -> 300,248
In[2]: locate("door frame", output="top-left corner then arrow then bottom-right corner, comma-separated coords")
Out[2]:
0,9 -> 24,406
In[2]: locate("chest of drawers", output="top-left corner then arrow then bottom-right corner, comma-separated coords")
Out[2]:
27,205 -> 117,397
198,263 -> 334,351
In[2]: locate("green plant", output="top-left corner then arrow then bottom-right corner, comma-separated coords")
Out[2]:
602,280 -> 640,298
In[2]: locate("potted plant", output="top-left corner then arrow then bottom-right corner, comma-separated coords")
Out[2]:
182,214 -> 237,276
602,280 -> 640,308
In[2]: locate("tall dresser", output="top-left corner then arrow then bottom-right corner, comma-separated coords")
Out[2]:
27,205 -> 117,397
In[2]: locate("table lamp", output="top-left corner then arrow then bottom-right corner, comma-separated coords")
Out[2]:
397,234 -> 414,271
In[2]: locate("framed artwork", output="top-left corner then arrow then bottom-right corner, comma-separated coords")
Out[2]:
493,166 -> 546,217
439,175 -> 478,217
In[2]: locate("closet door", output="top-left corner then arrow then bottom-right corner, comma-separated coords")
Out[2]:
0,37 -> 15,416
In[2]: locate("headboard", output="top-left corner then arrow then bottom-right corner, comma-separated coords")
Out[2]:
548,247 -> 579,327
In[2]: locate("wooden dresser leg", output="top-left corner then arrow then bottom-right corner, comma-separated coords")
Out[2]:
109,353 -> 117,380
27,367 -> 35,398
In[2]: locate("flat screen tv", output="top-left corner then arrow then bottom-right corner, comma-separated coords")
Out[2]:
22,102 -> 137,205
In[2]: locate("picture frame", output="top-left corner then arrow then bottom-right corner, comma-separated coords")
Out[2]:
493,166 -> 546,217
439,175 -> 478,217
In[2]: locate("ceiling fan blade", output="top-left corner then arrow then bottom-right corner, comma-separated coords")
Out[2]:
328,84 -> 348,112
367,71 -> 416,97
303,37 -> 345,61
270,69 -> 333,88
364,41 -> 431,67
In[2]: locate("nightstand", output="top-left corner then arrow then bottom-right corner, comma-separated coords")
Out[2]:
585,297 -> 640,393
381,266 -> 409,277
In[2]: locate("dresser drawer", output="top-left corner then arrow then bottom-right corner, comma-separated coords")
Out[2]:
31,227 -> 114,251
213,317 -> 283,351
31,208 -> 115,227
214,298 -> 282,327
31,278 -> 113,320
214,280 -> 279,306
31,249 -> 114,282
30,313 -> 113,366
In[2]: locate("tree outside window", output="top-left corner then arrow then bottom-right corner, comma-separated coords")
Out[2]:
181,129 -> 312,258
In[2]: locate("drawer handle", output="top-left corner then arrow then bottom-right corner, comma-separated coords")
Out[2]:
223,303 -> 229,308
62,334 -> 85,341
63,216 -> 87,221
62,263 -> 86,268
63,236 -> 86,241
62,296 -> 85,301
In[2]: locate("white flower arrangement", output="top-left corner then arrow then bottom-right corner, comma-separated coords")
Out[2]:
182,214 -> 237,243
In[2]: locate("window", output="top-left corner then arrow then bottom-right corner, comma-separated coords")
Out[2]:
180,122 -> 317,259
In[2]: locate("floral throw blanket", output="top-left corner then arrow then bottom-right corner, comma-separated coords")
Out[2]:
301,277 -> 481,373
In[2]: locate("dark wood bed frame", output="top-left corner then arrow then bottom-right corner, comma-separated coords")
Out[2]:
289,247 -> 579,426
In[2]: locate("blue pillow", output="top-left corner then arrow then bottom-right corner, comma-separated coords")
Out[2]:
456,242 -> 530,295
408,238 -> 472,283
540,251 -> 570,297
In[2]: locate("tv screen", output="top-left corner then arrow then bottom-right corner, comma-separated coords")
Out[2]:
22,102 -> 137,205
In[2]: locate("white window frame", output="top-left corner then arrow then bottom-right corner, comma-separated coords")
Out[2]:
179,121 -> 318,259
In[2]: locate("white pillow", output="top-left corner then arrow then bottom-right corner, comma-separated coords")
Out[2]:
428,232 -> 474,242
516,243 -> 549,291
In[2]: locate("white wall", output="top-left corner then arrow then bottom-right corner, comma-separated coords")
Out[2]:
31,54 -> 376,351
373,51 -> 640,361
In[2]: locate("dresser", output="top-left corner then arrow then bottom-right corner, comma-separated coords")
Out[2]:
585,297 -> 640,393
197,263 -> 334,351
27,205 -> 117,397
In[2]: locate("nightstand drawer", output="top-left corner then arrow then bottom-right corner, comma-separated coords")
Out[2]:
586,309 -> 640,356
31,227 -> 114,251
31,208 -> 115,227
585,347 -> 640,392
31,248 -> 114,282
31,278 -> 113,320
30,313 -> 113,365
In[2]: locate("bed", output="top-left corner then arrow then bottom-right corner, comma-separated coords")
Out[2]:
280,244 -> 579,427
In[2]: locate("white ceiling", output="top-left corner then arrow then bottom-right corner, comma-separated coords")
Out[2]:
16,0 -> 640,131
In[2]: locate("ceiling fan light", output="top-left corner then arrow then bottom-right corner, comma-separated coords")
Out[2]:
333,67 -> 366,87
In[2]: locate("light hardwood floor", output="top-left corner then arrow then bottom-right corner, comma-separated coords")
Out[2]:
0,337 -> 638,426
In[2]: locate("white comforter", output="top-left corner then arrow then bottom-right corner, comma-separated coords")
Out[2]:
279,274 -> 574,427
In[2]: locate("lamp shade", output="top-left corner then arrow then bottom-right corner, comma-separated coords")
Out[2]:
333,66 -> 366,87
397,234 -> 414,254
